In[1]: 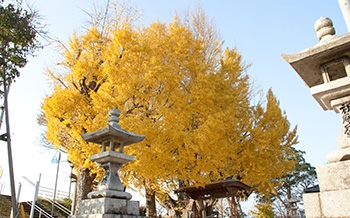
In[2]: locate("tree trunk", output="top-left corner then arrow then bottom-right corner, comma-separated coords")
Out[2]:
191,199 -> 205,218
146,188 -> 157,218
74,167 -> 96,214
205,200 -> 215,217
162,194 -> 185,218
205,204 -> 213,217
287,186 -> 292,218
228,197 -> 240,218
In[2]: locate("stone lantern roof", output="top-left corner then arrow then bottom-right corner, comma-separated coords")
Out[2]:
82,108 -> 145,153
281,33 -> 350,88
82,124 -> 145,146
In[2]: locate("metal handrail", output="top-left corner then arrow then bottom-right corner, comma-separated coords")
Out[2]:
45,198 -> 71,216
26,201 -> 53,218
38,186 -> 70,199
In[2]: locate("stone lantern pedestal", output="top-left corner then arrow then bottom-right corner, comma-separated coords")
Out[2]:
282,17 -> 350,217
70,108 -> 145,218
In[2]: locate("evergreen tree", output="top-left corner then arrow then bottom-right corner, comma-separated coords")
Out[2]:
271,149 -> 317,217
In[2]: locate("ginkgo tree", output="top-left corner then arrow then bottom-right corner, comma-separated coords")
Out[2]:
41,3 -> 298,216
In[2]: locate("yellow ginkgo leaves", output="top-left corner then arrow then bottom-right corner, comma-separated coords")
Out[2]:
42,9 -> 298,204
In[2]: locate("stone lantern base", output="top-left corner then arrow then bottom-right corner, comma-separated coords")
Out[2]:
303,160 -> 350,217
70,197 -> 145,218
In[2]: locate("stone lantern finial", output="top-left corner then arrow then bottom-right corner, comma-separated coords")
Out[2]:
314,17 -> 336,42
108,108 -> 121,129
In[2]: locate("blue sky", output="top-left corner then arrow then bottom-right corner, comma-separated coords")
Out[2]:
0,0 -> 346,204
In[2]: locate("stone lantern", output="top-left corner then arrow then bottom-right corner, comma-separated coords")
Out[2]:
72,108 -> 145,218
282,16 -> 350,217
